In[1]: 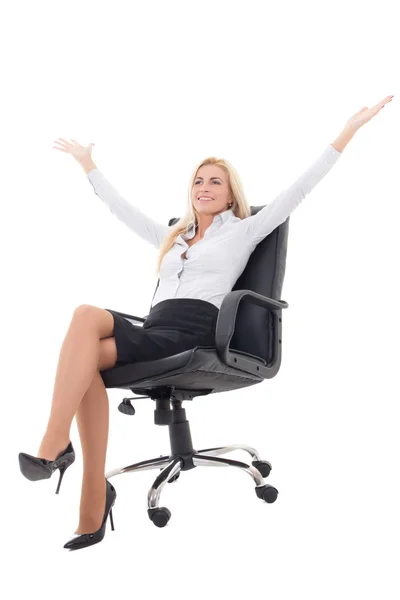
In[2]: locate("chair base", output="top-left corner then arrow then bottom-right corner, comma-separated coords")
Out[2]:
106,399 -> 279,526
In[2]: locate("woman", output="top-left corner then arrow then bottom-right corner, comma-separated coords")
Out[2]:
18,95 -> 394,550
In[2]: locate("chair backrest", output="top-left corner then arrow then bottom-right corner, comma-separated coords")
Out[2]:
151,206 -> 290,365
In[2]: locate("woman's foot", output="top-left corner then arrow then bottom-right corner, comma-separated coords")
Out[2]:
37,434 -> 71,462
74,478 -> 107,535
63,480 -> 116,550
19,440 -> 75,494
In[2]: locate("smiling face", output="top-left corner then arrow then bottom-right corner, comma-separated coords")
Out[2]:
191,164 -> 232,218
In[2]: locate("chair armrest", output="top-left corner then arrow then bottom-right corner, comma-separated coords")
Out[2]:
108,310 -> 147,323
222,290 -> 288,313
215,290 -> 288,374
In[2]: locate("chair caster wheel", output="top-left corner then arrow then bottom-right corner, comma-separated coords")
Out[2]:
255,484 -> 279,503
251,460 -> 272,477
148,507 -> 171,527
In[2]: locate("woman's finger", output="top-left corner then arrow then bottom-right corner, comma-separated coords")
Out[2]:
378,95 -> 393,107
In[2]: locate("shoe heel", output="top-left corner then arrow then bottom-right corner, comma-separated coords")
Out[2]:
55,463 -> 69,495
109,507 -> 115,531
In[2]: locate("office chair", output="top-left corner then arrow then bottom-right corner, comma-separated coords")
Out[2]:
101,206 -> 290,528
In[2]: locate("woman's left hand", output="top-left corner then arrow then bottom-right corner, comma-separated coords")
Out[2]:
345,95 -> 394,131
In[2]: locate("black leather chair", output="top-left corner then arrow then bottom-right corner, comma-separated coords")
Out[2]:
100,206 -> 290,528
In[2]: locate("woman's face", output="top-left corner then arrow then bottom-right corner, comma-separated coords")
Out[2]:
192,164 -> 232,218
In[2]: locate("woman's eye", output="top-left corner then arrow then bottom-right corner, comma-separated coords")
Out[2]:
195,181 -> 220,184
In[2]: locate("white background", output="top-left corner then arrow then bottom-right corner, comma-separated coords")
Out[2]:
1,0 -> 399,598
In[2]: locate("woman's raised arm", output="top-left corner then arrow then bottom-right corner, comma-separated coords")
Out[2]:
243,94 -> 394,247
52,138 -> 169,249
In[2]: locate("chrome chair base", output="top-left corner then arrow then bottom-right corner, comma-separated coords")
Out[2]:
105,444 -> 278,527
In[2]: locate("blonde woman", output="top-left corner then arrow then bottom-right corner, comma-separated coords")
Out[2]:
18,94 -> 393,550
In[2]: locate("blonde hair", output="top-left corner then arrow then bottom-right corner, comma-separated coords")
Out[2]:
155,156 -> 252,276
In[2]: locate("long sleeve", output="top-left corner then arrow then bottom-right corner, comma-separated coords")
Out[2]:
86,168 -> 170,249
244,144 -> 342,245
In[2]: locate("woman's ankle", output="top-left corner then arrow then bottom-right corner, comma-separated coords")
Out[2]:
37,434 -> 70,460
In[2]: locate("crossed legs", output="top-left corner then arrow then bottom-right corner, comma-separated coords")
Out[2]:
36,304 -> 118,534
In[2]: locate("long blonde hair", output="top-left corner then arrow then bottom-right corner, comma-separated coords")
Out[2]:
155,156 -> 252,275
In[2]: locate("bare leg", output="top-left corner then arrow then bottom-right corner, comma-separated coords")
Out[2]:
36,307 -> 113,460
74,370 -> 109,534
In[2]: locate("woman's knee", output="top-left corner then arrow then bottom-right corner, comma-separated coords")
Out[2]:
72,304 -> 115,340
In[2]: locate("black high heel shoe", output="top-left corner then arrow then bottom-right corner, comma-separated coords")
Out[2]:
18,441 -> 75,495
63,479 -> 117,551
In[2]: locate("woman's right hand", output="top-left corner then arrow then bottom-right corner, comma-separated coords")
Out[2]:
52,138 -> 95,164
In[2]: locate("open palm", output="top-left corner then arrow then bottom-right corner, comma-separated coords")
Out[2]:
345,95 -> 393,130
52,138 -> 94,164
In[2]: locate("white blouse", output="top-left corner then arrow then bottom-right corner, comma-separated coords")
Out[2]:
87,143 -> 342,309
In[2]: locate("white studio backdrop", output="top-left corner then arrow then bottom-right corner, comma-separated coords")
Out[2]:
1,0 -> 399,598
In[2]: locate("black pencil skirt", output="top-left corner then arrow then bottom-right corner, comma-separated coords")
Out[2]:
104,298 -> 219,368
